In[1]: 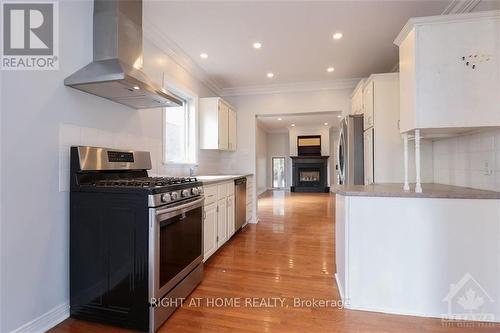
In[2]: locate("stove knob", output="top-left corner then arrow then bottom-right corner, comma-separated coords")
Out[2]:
191,187 -> 199,195
161,193 -> 171,203
171,192 -> 179,200
181,189 -> 190,197
198,186 -> 204,194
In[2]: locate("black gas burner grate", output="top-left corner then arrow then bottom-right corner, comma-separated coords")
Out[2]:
92,177 -> 198,188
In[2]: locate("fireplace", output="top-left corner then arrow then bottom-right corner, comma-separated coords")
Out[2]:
300,170 -> 320,183
291,156 -> 329,193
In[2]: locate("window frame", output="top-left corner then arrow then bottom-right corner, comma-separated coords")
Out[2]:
161,79 -> 198,166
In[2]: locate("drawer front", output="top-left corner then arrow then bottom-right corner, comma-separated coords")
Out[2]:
226,182 -> 235,196
217,183 -> 227,199
204,185 -> 218,205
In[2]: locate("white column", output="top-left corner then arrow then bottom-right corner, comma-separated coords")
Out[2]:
414,129 -> 422,193
403,133 -> 410,192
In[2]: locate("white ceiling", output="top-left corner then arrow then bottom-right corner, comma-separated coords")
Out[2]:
257,112 -> 341,133
144,0 -> 451,89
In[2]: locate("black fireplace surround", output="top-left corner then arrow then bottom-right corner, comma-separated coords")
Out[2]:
291,156 -> 329,193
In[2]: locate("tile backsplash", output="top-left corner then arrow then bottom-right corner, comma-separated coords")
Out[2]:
58,123 -> 222,191
433,129 -> 500,191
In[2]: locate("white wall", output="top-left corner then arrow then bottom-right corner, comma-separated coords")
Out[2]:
288,126 -> 330,157
0,1 -> 222,332
223,89 -> 351,210
255,123 -> 268,194
222,89 -> 350,174
288,126 -> 331,186
432,129 -> 500,191
266,132 -> 290,188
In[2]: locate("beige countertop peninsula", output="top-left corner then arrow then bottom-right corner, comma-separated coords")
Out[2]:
331,183 -> 500,199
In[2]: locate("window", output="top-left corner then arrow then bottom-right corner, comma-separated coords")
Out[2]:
163,97 -> 196,165
272,157 -> 286,188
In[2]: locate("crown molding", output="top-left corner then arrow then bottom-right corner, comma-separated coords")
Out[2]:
394,8 -> 500,45
442,0 -> 481,15
143,21 -> 223,96
220,78 -> 361,97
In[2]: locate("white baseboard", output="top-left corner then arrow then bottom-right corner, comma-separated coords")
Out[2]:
334,273 -> 345,302
246,216 -> 259,224
256,189 -> 267,196
345,303 -> 500,324
345,303 -> 446,321
9,302 -> 69,333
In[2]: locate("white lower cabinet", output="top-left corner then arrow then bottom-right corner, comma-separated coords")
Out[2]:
217,198 -> 228,245
227,195 -> 235,238
203,202 -> 218,260
203,181 -> 236,262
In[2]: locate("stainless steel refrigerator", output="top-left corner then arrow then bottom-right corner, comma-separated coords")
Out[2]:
337,115 -> 364,185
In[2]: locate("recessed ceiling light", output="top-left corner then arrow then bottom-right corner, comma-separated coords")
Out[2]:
267,72 -> 274,78
291,124 -> 295,127
333,32 -> 343,40
324,122 -> 329,126
200,53 -> 208,59
337,115 -> 342,118
253,42 -> 262,49
278,117 -> 282,121
132,86 -> 140,90
327,67 -> 335,72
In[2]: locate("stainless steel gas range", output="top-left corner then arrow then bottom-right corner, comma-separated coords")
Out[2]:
69,146 -> 204,332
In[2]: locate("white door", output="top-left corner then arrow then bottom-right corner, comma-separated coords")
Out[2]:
218,102 -> 229,150
227,195 -> 235,238
203,202 -> 218,261
217,199 -> 228,246
228,108 -> 237,151
364,128 -> 374,184
363,81 -> 374,130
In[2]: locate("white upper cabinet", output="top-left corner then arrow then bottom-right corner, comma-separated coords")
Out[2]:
218,103 -> 229,150
362,80 -> 374,130
394,11 -> 500,135
228,107 -> 237,151
351,79 -> 365,115
363,128 -> 374,185
200,97 -> 237,151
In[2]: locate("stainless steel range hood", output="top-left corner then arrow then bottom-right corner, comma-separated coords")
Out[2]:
64,0 -> 182,109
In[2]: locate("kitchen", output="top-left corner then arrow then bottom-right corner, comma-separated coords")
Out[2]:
1,1 -> 500,333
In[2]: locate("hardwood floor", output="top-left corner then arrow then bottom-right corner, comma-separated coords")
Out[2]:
50,191 -> 499,333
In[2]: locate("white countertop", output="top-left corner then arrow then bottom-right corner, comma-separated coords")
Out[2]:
196,174 -> 253,184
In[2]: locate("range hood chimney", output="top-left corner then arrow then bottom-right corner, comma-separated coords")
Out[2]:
64,0 -> 182,109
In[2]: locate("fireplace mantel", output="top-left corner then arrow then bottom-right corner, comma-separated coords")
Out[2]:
290,156 -> 329,160
290,156 -> 330,193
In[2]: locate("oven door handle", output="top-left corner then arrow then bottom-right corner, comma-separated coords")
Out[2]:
155,196 -> 205,217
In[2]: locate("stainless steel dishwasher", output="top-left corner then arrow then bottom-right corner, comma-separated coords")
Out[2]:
234,177 -> 247,230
